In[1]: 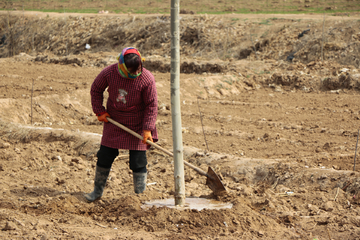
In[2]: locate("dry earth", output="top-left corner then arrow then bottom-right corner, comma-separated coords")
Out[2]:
1,11 -> 360,240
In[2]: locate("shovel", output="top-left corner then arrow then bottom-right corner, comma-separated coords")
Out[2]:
107,117 -> 227,195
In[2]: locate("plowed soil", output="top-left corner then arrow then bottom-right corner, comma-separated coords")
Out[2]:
1,11 -> 360,240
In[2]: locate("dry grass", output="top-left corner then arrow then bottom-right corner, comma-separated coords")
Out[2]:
0,0 -> 359,14
1,12 -> 359,68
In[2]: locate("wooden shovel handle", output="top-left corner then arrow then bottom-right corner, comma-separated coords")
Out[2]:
107,117 -> 208,177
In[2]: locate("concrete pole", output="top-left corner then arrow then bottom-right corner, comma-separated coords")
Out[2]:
170,0 -> 185,206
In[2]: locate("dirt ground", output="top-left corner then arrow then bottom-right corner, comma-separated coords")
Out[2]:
1,11 -> 360,240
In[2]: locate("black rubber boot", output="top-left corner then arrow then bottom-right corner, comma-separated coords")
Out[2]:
84,165 -> 110,202
133,172 -> 147,194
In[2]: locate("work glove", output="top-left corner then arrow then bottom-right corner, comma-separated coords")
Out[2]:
97,112 -> 110,122
142,130 -> 153,145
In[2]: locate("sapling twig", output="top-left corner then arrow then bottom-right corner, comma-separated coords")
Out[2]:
321,13 -> 326,62
197,98 -> 209,152
250,25 -> 258,60
354,129 -> 359,171
334,187 -> 339,201
31,78 -> 34,125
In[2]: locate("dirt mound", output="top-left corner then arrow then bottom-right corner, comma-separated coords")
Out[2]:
1,13 -> 360,72
31,53 -> 227,74
2,120 -> 360,239
264,61 -> 360,91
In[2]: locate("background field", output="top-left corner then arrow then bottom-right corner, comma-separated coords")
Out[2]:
0,0 -> 360,14
0,2 -> 360,240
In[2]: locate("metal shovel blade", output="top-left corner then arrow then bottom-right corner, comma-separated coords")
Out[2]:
206,166 -> 227,195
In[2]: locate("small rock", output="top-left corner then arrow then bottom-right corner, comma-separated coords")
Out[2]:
318,174 -> 328,180
0,142 -> 10,148
274,86 -> 282,92
195,152 -> 205,157
307,61 -> 316,67
241,186 -> 253,196
2,221 -> 18,231
268,201 -> 276,209
55,178 -> 65,185
71,157 -> 83,164
323,201 -> 334,212
52,155 -> 62,161
307,204 -> 319,213
106,217 -> 116,222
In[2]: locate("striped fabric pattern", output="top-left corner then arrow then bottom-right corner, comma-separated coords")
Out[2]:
116,47 -> 144,79
90,63 -> 158,150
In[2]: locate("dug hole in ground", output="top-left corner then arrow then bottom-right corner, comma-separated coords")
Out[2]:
0,11 -> 360,239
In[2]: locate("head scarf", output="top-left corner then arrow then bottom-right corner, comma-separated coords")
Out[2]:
116,47 -> 145,79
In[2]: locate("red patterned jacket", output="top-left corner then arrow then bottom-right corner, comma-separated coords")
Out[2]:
90,64 -> 158,150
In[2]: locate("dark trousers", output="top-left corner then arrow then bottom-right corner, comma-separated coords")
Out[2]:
96,145 -> 147,173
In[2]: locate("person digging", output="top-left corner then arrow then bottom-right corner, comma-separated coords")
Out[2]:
85,47 -> 158,202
